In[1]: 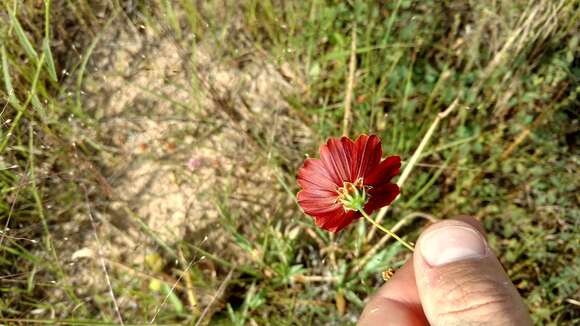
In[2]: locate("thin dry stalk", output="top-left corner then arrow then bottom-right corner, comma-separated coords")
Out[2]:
0,174 -> 26,247
104,258 -> 183,290
366,100 -> 458,241
179,248 -> 201,316
342,24 -> 357,137
326,235 -> 338,270
501,109 -> 549,159
292,275 -> 339,283
195,269 -> 234,326
149,255 -> 198,324
84,192 -> 124,326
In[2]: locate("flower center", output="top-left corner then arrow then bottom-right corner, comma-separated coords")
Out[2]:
336,178 -> 370,211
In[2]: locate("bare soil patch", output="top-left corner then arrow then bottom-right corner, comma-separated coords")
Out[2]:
57,21 -> 311,315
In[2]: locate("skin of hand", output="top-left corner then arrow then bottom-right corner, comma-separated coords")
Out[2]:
358,216 -> 533,326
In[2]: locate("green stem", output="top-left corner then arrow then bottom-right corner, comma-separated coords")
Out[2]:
358,207 -> 415,252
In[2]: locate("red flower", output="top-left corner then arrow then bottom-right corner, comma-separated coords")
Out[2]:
297,135 -> 400,232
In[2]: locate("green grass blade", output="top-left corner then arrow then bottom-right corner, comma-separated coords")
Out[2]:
0,53 -> 45,153
43,39 -> 57,82
10,14 -> 39,62
0,45 -> 18,105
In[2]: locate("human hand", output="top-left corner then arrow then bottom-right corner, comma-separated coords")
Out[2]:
358,217 -> 533,326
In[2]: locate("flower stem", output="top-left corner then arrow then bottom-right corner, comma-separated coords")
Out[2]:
357,207 -> 415,252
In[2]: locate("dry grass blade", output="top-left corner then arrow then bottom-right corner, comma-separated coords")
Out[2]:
342,24 -> 357,137
365,99 -> 458,241
195,269 -> 234,326
149,255 -> 198,324
501,109 -> 550,159
104,258 -> 183,290
84,191 -> 125,326
291,275 -> 339,283
178,248 -> 200,316
0,174 -> 26,248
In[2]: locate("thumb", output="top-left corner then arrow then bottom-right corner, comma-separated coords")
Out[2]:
413,217 -> 532,326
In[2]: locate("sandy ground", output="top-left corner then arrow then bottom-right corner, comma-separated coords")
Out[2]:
56,20 -> 312,315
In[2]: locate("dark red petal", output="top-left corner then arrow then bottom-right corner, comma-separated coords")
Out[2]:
311,209 -> 345,230
352,134 -> 383,179
297,188 -> 338,199
297,190 -> 339,213
365,155 -> 401,186
365,183 -> 400,213
328,210 -> 360,232
297,158 -> 339,191
320,137 -> 356,184
314,210 -> 358,233
298,188 -> 358,233
298,199 -> 340,216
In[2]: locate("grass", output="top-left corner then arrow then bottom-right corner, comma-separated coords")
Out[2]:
1,0 -> 579,325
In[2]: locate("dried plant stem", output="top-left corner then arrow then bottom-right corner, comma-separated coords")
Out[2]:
195,269 -> 234,326
178,248 -> 200,316
342,24 -> 357,136
366,99 -> 459,241
104,258 -> 182,289
358,207 -> 414,252
328,234 -> 338,270
292,275 -> 339,283
0,175 -> 25,247
149,256 -> 197,324
501,109 -> 549,159
84,192 -> 124,326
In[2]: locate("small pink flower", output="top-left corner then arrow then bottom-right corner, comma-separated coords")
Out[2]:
187,157 -> 203,171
